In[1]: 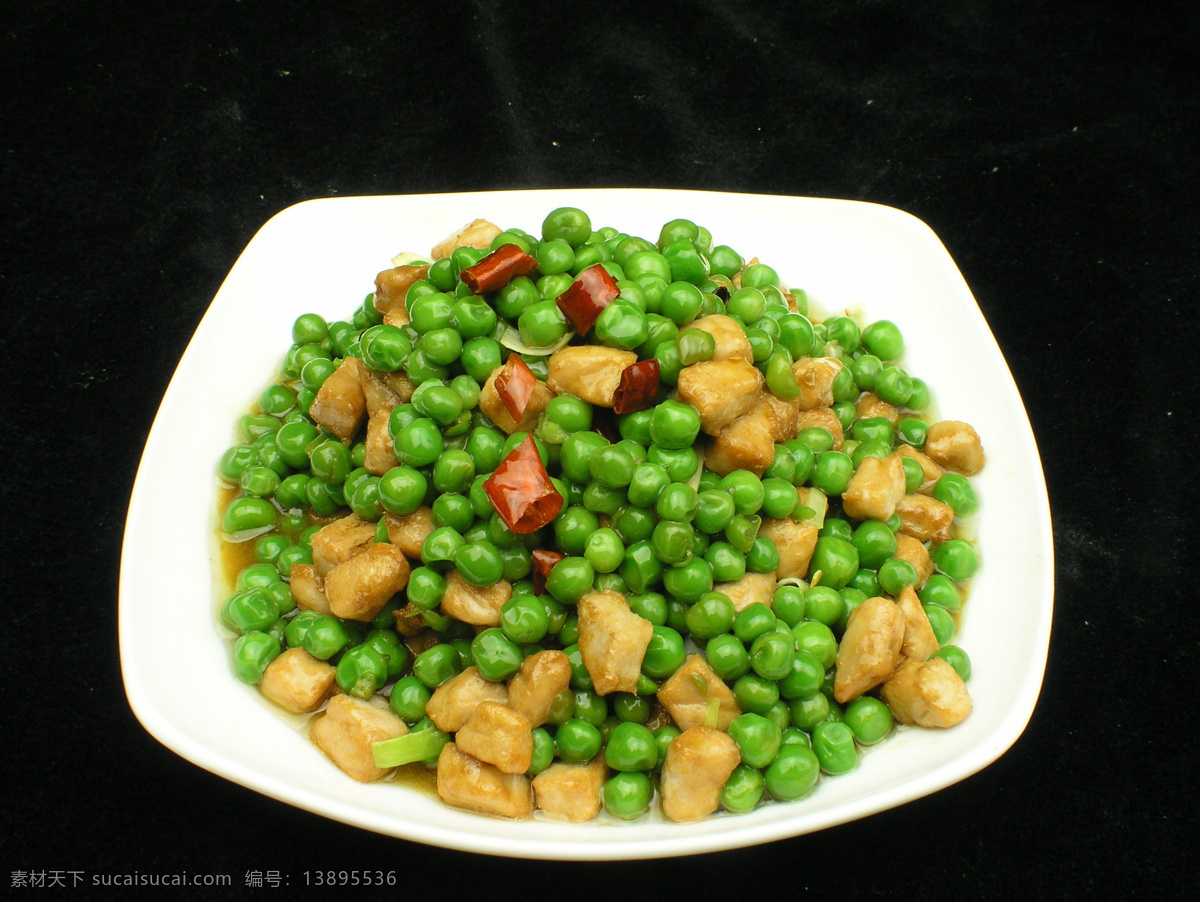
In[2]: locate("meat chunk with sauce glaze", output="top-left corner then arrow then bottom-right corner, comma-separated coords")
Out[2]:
577,590 -> 653,695
659,727 -> 741,822
833,595 -> 905,704
531,756 -> 607,822
674,358 -> 765,436
657,654 -> 740,730
436,743 -> 533,819
454,701 -> 533,775
259,648 -> 336,715
506,649 -> 572,728
880,657 -> 972,728
425,666 -> 509,732
310,694 -> 407,783
546,346 -> 637,407
323,542 -> 410,622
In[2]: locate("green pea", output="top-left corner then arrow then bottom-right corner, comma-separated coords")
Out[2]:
556,718 -> 603,765
878,557 -> 919,596
749,629 -> 795,681
335,644 -> 388,699
645,444 -> 698,482
721,470 -> 765,516
808,536 -> 859,590
222,496 -> 278,538
641,625 -> 686,680
729,712 -> 783,769
470,628 -> 522,682
412,642 -> 463,688
792,620 -> 839,670
843,696 -> 894,745
584,528 -> 625,573
454,541 -> 504,587
695,490 -> 736,534
605,721 -> 659,772
460,337 -> 502,382
931,539 -> 980,581
232,631 -> 281,684
862,320 -> 904,361
390,675 -> 432,722
746,535 -> 780,573
661,556 -> 713,604
733,672 -> 780,715
620,541 -> 663,594
527,728 -> 555,776
378,466 -> 428,516
933,645 -> 972,681
649,400 -> 701,450
772,585 -> 806,628
603,772 -> 654,820
705,541 -> 746,583
789,691 -> 830,731
932,473 -> 980,518
812,721 -> 858,775
544,556 -> 594,604
803,585 -> 843,627
302,614 -> 349,661
919,573 -> 962,611
542,207 -> 592,246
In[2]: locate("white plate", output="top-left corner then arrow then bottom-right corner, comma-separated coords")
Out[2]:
119,189 -> 1053,860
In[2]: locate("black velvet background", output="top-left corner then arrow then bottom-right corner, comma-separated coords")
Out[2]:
4,0 -> 1196,897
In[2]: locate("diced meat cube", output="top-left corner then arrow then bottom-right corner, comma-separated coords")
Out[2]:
324,542 -> 411,622
761,391 -> 801,442
546,346 -> 638,407
881,657 -> 972,728
310,694 -> 408,783
288,563 -> 331,615
436,743 -> 533,819
675,358 -> 764,436
309,358 -> 367,443
895,494 -> 955,543
794,407 -> 844,450
425,666 -> 509,732
924,420 -> 986,476
373,263 -> 429,316
431,219 -> 503,259
897,444 -> 944,494
577,590 -> 653,695
895,585 -> 939,663
657,654 -> 740,730
705,401 -> 776,476
531,755 -> 608,822
356,357 -> 411,415
439,570 -> 512,626
759,517 -> 818,580
791,357 -> 842,411
364,411 -> 396,476
455,701 -> 533,775
841,454 -> 907,522
688,314 -> 753,363
714,571 -> 777,612
310,514 -> 377,577
855,391 -> 900,423
479,367 -> 554,434
391,603 -> 427,636
383,506 -> 435,558
659,726 -> 741,822
893,532 -> 934,587
507,650 -> 572,727
260,647 -> 337,714
833,595 -> 905,703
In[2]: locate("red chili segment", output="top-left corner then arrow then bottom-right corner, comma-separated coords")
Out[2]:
494,353 -> 538,422
555,263 -> 621,335
483,435 -> 565,534
531,549 -> 565,595
460,243 -> 539,295
612,358 -> 661,415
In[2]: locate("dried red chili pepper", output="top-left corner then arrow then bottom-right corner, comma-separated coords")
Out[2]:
494,353 -> 538,422
460,243 -> 539,295
555,263 -> 621,335
612,358 -> 661,415
483,435 -> 564,534
531,549 -> 565,595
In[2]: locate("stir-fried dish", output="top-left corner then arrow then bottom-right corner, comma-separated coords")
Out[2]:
215,208 -> 985,822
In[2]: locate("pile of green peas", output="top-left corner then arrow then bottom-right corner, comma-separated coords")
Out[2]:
215,206 -> 980,821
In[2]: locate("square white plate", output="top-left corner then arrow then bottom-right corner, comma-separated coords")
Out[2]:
120,188 -> 1053,860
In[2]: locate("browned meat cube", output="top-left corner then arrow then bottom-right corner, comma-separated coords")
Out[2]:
383,506 -> 435,558
507,650 -> 572,727
713,571 -> 777,612
881,657 -> 972,728
791,357 -> 842,411
761,391 -> 801,442
439,570 -> 512,627
759,516 -> 818,580
659,727 -> 741,822
657,654 -> 740,730
324,542 -> 410,622
893,532 -> 934,586
705,402 -> 776,476
855,391 -> 900,424
479,368 -> 554,434
310,513 -> 377,577
688,314 -> 754,363
455,701 -> 534,775
547,346 -> 638,407
309,358 -> 366,443
436,743 -> 532,818
310,694 -> 407,783
841,454 -> 907,522
531,756 -> 607,822
288,563 -> 331,615
924,420 -> 986,476
577,590 -> 653,695
363,411 -> 396,476
675,358 -> 764,436
895,494 -> 955,543
431,219 -> 503,259
834,595 -> 905,703
356,357 -> 408,416
895,584 -> 939,662
425,666 -> 509,732
373,263 -> 429,316
794,406 -> 844,450
260,647 -> 337,714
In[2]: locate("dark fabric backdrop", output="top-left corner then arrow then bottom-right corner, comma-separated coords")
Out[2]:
4,0 -> 1195,897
